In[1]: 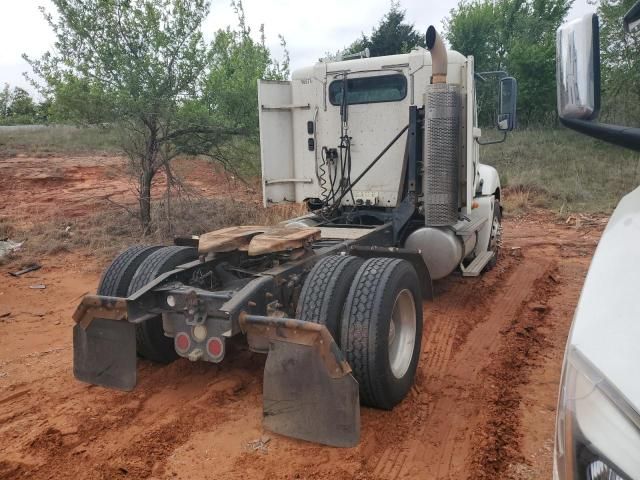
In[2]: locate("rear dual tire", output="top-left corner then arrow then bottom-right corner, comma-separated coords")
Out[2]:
296,255 -> 364,339
97,245 -> 198,364
341,258 -> 423,409
97,245 -> 162,298
128,246 -> 199,363
297,255 -> 423,410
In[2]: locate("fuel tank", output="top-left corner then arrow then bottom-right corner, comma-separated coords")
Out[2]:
404,227 -> 475,280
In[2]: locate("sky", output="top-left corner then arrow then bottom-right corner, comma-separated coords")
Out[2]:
0,0 -> 595,96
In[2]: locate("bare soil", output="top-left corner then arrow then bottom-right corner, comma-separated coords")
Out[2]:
0,154 -> 258,230
0,155 -> 605,479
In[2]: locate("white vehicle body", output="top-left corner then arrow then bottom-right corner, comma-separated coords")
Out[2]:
71,26 -> 516,449
554,186 -> 640,480
259,48 -> 492,212
258,46 -> 503,279
554,11 -> 640,480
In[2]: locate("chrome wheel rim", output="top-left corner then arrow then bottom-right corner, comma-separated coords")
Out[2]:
388,289 -> 417,379
489,211 -> 502,254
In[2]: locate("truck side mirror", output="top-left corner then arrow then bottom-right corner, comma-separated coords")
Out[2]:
556,7 -> 640,150
497,77 -> 517,131
556,14 -> 601,121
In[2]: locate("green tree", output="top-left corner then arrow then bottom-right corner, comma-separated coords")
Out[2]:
29,1 -> 250,229
443,0 -> 502,126
155,0 -> 288,178
26,0 -> 287,229
191,2 -> 288,176
205,2 -> 289,132
0,84 -> 53,125
344,1 -> 426,57
8,87 -> 36,117
0,84 -> 10,119
443,1 -> 499,72
47,76 -> 116,124
25,0 -> 215,229
0,85 -> 9,115
597,0 -> 640,123
445,0 -> 573,126
0,87 -> 39,125
34,97 -> 52,124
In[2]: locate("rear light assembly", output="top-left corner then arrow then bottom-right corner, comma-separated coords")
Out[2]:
173,328 -> 225,363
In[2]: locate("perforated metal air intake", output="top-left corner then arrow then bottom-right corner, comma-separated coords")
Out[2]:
423,83 -> 461,226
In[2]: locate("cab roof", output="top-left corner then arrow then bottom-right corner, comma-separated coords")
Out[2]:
291,48 -> 467,80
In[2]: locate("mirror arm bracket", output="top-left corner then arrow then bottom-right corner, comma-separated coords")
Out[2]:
560,118 -> 640,151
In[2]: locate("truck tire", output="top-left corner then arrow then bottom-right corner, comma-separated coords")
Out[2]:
340,257 -> 423,409
97,245 -> 162,297
296,255 -> 364,340
128,246 -> 199,363
486,199 -> 502,271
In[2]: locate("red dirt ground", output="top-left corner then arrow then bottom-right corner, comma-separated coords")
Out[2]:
0,155 -> 606,479
0,154 -> 258,229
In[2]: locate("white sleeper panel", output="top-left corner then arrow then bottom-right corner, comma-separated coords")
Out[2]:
258,80 -> 295,205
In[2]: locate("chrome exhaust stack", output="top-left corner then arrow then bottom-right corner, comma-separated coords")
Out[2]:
423,25 -> 461,227
426,25 -> 448,84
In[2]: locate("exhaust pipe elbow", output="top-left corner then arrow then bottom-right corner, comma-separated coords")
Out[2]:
426,26 -> 447,84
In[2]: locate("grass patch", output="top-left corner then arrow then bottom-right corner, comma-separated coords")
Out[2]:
481,127 -> 640,214
500,185 -> 550,215
0,125 -> 121,158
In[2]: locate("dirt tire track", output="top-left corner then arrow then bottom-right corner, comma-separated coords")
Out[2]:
1,346 -> 265,479
370,260 -> 515,480
377,257 -> 550,480
470,263 -> 561,479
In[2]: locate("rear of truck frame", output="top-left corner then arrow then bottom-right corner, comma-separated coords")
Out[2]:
72,26 -> 517,447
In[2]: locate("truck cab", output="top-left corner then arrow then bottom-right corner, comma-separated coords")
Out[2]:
259,48 -> 481,210
258,33 -> 516,279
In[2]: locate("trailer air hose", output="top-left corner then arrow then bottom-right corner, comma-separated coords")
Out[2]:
318,146 -> 330,202
317,74 -> 356,210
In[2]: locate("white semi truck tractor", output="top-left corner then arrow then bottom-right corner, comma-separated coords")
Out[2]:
71,26 -> 517,447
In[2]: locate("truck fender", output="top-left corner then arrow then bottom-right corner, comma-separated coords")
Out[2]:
477,164 -> 501,199
472,194 -> 498,258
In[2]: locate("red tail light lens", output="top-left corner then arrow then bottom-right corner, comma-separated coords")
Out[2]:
207,337 -> 224,360
175,332 -> 191,353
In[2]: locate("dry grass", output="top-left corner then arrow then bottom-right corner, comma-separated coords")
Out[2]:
2,198 -> 307,267
501,185 -> 550,215
0,125 -> 120,158
0,217 -> 15,240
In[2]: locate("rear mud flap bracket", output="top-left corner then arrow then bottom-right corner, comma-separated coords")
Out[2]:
72,295 -> 136,391
240,314 -> 360,447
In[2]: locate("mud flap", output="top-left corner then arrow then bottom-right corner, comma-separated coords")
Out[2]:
240,314 -> 360,447
72,296 -> 136,391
